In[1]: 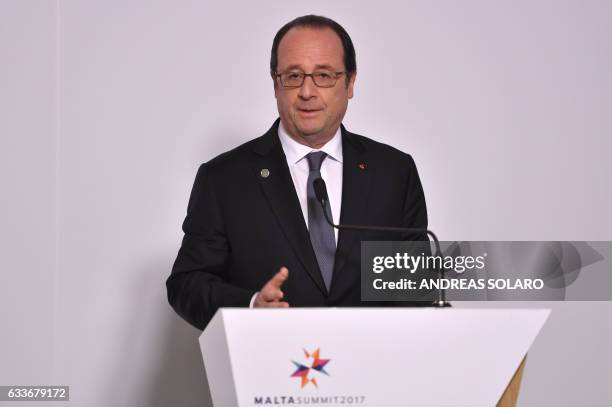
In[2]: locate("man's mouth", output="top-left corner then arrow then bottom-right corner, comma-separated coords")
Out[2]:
297,108 -> 323,117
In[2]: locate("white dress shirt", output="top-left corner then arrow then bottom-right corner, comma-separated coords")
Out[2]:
249,122 -> 344,307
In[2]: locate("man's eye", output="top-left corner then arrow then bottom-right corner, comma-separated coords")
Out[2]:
287,73 -> 302,80
315,72 -> 333,79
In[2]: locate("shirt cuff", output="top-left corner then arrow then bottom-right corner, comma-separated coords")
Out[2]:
249,292 -> 259,308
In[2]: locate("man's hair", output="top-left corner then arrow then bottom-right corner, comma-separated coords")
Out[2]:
270,15 -> 357,80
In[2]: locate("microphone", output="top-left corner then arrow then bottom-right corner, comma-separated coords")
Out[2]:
312,177 -> 449,307
313,178 -> 329,208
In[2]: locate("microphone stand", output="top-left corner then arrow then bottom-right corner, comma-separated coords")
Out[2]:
314,178 -> 450,307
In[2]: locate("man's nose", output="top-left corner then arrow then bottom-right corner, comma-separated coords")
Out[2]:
298,75 -> 317,99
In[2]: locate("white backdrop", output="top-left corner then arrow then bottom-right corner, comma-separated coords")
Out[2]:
1,1 -> 611,406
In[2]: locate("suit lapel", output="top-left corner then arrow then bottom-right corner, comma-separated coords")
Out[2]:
251,120 -> 327,295
332,126 -> 372,284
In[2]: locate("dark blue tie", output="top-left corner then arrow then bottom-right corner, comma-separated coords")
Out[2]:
306,152 -> 336,291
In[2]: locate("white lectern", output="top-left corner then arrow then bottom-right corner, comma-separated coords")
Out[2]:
200,308 -> 549,407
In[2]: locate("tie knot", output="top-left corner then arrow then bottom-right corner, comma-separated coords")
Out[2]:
306,151 -> 327,172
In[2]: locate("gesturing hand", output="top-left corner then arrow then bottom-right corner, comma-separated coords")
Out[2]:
254,267 -> 290,308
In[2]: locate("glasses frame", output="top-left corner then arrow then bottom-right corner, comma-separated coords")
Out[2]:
274,70 -> 347,88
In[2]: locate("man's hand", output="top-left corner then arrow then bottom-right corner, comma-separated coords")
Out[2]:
254,267 -> 290,308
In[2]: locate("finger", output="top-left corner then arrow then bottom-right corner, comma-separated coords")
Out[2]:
261,287 -> 284,302
264,301 -> 289,308
269,267 -> 289,288
254,293 -> 275,307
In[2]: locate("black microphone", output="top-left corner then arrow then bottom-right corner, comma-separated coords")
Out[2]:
313,178 -> 329,208
312,177 -> 449,307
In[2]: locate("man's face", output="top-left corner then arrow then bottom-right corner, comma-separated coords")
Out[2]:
274,27 -> 355,147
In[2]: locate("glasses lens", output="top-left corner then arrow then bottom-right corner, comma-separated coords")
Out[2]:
281,72 -> 304,87
312,71 -> 336,87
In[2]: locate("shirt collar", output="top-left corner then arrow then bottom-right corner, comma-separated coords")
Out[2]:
278,120 -> 344,165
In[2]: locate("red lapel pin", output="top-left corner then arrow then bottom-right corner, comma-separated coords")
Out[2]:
358,163 -> 367,170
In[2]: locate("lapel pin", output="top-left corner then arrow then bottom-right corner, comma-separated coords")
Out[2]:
260,168 -> 270,178
358,163 -> 367,170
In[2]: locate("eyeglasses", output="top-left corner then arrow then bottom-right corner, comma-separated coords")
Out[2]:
275,70 -> 346,88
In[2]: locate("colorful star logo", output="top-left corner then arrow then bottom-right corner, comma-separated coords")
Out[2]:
290,348 -> 331,388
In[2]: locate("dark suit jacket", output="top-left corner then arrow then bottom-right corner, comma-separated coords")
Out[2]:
166,119 -> 429,330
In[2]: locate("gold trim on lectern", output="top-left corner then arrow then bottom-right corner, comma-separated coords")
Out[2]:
497,356 -> 527,407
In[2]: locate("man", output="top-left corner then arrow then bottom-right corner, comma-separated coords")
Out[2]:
167,15 -> 428,330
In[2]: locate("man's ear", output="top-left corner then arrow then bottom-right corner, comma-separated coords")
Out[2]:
272,73 -> 278,98
347,71 -> 356,99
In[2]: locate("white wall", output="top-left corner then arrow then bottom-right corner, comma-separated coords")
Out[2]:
1,1 -> 610,406
0,0 -> 57,388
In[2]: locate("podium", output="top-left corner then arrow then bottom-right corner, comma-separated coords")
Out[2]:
200,308 -> 549,407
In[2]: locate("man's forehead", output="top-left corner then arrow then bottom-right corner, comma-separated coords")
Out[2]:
276,26 -> 344,69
